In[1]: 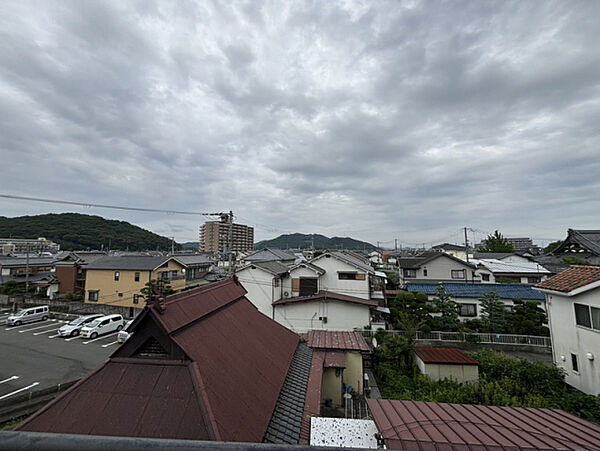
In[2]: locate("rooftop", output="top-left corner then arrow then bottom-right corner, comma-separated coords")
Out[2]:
85,255 -> 184,271
414,347 -> 478,365
535,265 -> 600,294
245,248 -> 297,262
367,399 -> 600,451
476,259 -> 550,274
406,282 -> 546,301
302,330 -> 370,352
273,291 -> 378,308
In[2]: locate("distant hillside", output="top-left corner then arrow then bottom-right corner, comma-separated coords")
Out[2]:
254,233 -> 377,251
181,241 -> 199,250
0,213 -> 181,252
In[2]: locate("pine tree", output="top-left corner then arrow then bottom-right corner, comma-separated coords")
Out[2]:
480,291 -> 507,333
479,230 -> 514,253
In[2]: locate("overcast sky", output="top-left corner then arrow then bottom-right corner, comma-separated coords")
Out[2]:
1,1 -> 599,247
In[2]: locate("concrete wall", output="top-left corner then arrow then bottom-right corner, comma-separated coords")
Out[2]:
312,255 -> 370,299
546,288 -> 600,395
322,367 -> 342,406
415,356 -> 479,383
84,260 -> 186,308
236,266 -> 279,318
274,299 -> 371,332
342,351 -> 364,394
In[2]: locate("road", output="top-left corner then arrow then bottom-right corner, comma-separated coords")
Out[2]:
0,311 -> 118,402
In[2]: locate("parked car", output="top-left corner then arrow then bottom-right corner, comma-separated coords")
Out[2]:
57,314 -> 104,337
80,314 -> 124,339
7,305 -> 49,326
117,320 -> 134,344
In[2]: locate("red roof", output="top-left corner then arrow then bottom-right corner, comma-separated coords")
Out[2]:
536,265 -> 600,293
323,351 -> 346,368
367,399 -> 600,451
18,277 -> 300,443
303,330 -> 370,352
299,351 -> 324,445
414,347 -> 478,365
273,290 -> 378,307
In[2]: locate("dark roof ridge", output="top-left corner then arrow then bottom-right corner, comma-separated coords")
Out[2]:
165,277 -> 238,306
188,361 -> 221,441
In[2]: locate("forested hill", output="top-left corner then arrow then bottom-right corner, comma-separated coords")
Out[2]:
0,213 -> 180,251
255,233 -> 377,251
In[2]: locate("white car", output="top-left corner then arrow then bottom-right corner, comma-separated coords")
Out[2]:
117,320 -> 134,343
57,314 -> 104,337
80,314 -> 124,339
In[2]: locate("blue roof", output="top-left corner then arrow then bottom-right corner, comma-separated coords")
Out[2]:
405,282 -> 546,301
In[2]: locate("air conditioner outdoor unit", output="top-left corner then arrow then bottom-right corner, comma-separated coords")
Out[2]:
283,291 -> 290,298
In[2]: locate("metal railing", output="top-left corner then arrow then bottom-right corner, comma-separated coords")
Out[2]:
357,329 -> 552,348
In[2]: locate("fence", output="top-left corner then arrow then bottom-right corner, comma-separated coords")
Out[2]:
358,329 -> 552,348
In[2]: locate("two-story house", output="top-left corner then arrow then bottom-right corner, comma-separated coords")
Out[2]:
397,251 -> 476,285
475,259 -> 550,284
535,266 -> 600,396
84,256 -> 186,308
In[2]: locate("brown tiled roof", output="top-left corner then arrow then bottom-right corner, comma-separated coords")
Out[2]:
414,347 -> 478,365
298,351 -> 324,445
367,399 -> 600,451
273,290 -> 378,307
303,330 -> 370,352
18,277 -> 300,443
535,265 -> 600,293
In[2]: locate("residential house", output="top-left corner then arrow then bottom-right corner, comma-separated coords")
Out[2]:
53,251 -> 107,296
84,256 -> 186,308
535,266 -> 600,395
475,259 -> 550,284
244,248 -> 297,265
17,278 -> 321,445
472,252 -> 533,263
548,229 -> 600,265
367,399 -> 600,451
302,330 -> 371,407
397,251 -> 477,285
172,253 -> 213,287
236,261 -> 290,317
0,256 -> 56,295
406,282 -> 546,320
432,243 -> 469,261
413,347 -> 479,383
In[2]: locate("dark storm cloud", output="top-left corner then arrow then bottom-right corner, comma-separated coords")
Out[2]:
0,0 -> 599,245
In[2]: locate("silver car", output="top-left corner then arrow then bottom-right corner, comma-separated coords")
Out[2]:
57,314 -> 104,337
7,305 -> 49,326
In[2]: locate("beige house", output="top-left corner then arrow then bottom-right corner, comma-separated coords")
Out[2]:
84,256 -> 186,308
414,347 -> 479,383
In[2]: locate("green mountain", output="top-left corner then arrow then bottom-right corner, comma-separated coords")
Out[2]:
0,213 -> 180,252
254,233 -> 377,251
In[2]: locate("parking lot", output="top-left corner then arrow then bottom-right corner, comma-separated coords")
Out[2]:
0,309 -> 121,402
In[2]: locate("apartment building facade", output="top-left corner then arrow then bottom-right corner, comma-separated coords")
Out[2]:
199,217 -> 254,254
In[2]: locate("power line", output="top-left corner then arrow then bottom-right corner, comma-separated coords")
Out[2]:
0,193 -> 219,217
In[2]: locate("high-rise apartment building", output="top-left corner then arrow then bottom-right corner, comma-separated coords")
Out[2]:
199,215 -> 254,254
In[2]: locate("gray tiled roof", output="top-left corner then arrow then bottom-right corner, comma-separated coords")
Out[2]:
85,255 -> 180,271
263,342 -> 313,445
316,251 -> 374,274
246,248 -> 297,262
173,254 -> 213,265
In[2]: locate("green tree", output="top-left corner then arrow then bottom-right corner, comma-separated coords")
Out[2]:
507,299 -> 549,336
431,286 -> 460,331
561,256 -> 591,266
140,278 -> 174,302
479,230 -> 514,253
391,292 -> 432,331
480,292 -> 507,333
0,280 -> 21,295
544,240 -> 563,254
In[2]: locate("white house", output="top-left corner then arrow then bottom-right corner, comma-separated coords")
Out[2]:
235,261 -> 289,318
535,265 -> 600,396
397,251 -> 477,285
475,259 -> 550,284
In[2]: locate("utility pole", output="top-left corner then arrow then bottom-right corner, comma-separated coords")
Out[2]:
25,243 -> 30,295
464,227 -> 470,263
395,238 -> 398,255
227,210 -> 234,272
171,237 -> 175,255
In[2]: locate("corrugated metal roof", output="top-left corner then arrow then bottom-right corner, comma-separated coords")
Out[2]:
323,351 -> 346,368
406,282 -> 546,300
18,278 -> 301,444
273,291 -> 378,307
414,347 -> 478,365
535,265 -> 600,294
368,399 -> 600,451
85,255 -> 183,271
246,248 -> 297,262
477,259 -> 550,274
303,330 -> 370,352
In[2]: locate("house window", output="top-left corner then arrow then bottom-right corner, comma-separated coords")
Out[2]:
481,274 -> 490,282
527,276 -> 541,284
274,278 -> 280,288
423,268 -> 428,277
574,303 -> 592,328
403,269 -> 417,278
133,294 -> 140,305
134,272 -> 140,282
170,270 -> 178,279
299,278 -> 318,297
451,270 -> 465,279
592,307 -> 600,331
118,293 -> 123,297
88,291 -> 99,302
339,272 -> 358,280
114,271 -> 120,281
457,304 -> 477,317
159,271 -> 169,280
571,353 -> 579,373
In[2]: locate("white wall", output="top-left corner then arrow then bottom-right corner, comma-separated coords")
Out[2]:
312,255 -> 370,299
273,300 -> 371,332
401,255 -> 474,284
415,356 -> 479,383
283,265 -> 321,298
236,267 -> 279,318
546,288 -> 600,396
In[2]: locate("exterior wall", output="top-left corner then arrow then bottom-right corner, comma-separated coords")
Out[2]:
546,288 -> 600,395
322,367 -> 343,406
312,255 -> 370,299
501,255 -> 532,264
199,221 -> 254,253
416,357 -> 479,383
274,300 -> 371,332
55,265 -> 78,294
284,266 -> 321,298
342,351 -> 364,394
402,256 -> 475,284
236,267 -> 279,318
84,261 -> 186,308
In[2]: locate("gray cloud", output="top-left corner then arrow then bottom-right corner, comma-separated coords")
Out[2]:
1,0 -> 599,247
